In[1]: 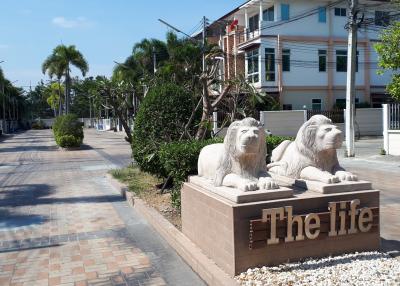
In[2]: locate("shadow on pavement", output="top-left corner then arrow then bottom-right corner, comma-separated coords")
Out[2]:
381,237 -> 400,257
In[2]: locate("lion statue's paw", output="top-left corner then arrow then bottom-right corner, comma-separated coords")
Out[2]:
258,177 -> 279,190
320,173 -> 340,184
335,171 -> 358,182
239,181 -> 259,192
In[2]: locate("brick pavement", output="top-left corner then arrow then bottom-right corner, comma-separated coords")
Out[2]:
0,130 -> 205,286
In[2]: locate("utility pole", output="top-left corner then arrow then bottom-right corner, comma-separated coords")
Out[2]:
345,0 -> 358,157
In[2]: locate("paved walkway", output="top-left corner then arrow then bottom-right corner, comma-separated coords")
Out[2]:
0,130 -> 204,286
338,138 -> 400,254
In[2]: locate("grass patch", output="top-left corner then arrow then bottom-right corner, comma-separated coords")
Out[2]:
110,165 -> 162,196
110,166 -> 182,229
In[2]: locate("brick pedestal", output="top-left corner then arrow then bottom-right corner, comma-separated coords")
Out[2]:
181,183 -> 380,276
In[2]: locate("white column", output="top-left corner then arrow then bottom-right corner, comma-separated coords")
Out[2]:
260,111 -> 265,126
244,8 -> 248,41
259,0 -> 263,36
382,104 -> 389,154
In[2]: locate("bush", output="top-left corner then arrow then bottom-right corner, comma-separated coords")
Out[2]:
132,83 -> 198,177
53,114 -> 84,148
31,120 -> 46,130
266,135 -> 293,163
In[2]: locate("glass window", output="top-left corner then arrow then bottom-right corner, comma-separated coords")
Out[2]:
265,48 -> 275,82
336,50 -> 359,72
282,49 -> 290,72
318,7 -> 326,23
281,4 -> 290,21
334,8 -> 346,17
246,48 -> 259,83
312,99 -> 322,110
263,6 -> 274,21
318,50 -> 327,72
248,14 -> 259,32
375,11 -> 390,26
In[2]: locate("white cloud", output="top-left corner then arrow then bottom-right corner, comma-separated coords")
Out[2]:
52,16 -> 94,29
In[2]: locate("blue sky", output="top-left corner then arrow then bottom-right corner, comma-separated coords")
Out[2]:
0,0 -> 244,89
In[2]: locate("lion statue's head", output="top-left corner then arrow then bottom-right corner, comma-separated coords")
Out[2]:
295,115 -> 342,160
215,118 -> 267,186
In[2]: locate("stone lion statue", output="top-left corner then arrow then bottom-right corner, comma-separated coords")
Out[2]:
198,117 -> 279,192
267,115 -> 357,184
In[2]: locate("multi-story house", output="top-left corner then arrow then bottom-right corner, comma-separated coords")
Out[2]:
208,0 -> 394,110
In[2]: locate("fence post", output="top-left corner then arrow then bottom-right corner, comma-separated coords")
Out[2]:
212,111 -> 218,135
303,110 -> 307,123
259,111 -> 264,126
382,104 -> 389,154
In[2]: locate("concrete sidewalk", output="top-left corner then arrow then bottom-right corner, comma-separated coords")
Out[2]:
0,130 -> 204,286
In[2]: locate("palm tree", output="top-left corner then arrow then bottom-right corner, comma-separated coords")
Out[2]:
42,45 -> 88,114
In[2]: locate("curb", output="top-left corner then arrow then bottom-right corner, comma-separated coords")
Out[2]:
106,174 -> 237,286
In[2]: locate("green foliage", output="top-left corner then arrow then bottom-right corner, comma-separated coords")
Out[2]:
375,22 -> 400,100
132,83 -> 197,177
31,120 -> 46,130
53,114 -> 84,148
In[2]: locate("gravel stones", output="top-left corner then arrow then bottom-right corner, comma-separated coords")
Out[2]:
235,252 -> 400,286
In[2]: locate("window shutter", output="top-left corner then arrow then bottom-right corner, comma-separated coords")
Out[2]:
318,7 -> 326,23
281,4 -> 290,21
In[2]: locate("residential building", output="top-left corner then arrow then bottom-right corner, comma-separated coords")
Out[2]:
208,0 -> 394,110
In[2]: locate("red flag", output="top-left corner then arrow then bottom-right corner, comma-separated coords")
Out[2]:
229,19 -> 239,32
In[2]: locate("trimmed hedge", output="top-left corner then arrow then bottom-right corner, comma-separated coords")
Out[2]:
159,135 -> 293,208
132,83 -> 197,177
53,114 -> 84,148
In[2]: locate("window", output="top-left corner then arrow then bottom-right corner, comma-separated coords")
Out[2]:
281,4 -> 290,21
375,11 -> 390,27
265,48 -> 275,81
282,49 -> 290,72
318,50 -> 327,72
335,98 -> 359,109
318,7 -> 326,23
334,7 -> 346,17
283,104 -> 292,110
246,48 -> 259,83
248,14 -> 259,32
336,50 -> 359,72
263,6 -> 274,22
312,99 -> 322,110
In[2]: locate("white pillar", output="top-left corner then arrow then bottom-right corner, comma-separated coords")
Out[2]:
382,104 -> 389,154
244,8 -> 248,41
260,111 -> 265,126
259,0 -> 264,35
213,111 -> 218,134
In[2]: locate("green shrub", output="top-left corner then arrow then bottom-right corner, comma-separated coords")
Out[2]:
57,135 -> 82,148
53,114 -> 84,148
31,120 -> 46,130
132,83 -> 198,177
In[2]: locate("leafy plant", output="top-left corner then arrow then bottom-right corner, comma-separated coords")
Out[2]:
132,83 -> 197,177
53,114 -> 84,148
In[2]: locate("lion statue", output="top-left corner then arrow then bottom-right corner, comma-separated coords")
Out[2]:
198,117 -> 279,192
267,115 -> 357,184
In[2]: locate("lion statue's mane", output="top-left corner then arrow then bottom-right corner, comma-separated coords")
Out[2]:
198,117 -> 278,191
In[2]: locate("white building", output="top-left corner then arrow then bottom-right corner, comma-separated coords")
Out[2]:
213,0 -> 394,110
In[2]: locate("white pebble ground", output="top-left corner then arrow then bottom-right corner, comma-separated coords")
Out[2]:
235,252 -> 400,286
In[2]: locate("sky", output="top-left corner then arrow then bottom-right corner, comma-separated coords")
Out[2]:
0,0 -> 244,90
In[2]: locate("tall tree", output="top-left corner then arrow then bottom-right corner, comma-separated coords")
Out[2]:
42,45 -> 89,114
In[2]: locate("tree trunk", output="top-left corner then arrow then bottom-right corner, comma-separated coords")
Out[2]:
65,68 -> 70,114
195,80 -> 212,140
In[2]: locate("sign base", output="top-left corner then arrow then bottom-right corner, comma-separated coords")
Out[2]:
181,183 -> 380,276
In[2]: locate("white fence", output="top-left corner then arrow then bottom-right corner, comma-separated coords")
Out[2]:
383,104 -> 400,156
259,108 -> 382,137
